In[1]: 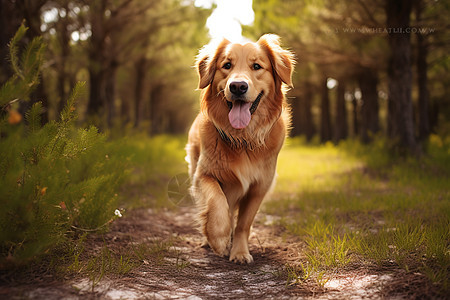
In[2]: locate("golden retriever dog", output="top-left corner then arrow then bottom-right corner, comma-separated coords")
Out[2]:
186,34 -> 294,263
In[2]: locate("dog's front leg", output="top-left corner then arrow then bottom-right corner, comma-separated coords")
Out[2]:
229,187 -> 267,264
229,199 -> 262,263
194,175 -> 232,257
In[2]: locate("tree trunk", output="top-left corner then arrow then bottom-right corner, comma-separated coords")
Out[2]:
134,57 -> 147,128
334,78 -> 347,142
86,0 -> 107,122
429,101 -> 438,133
0,0 -> 22,84
105,65 -> 117,128
57,63 -> 67,114
120,91 -> 131,125
320,77 -> 332,143
292,83 -> 315,140
87,67 -> 105,117
386,0 -> 418,154
149,84 -> 163,134
351,94 -> 359,137
57,4 -> 71,115
415,0 -> 430,141
290,92 -> 301,136
304,84 -> 315,141
359,68 -> 379,143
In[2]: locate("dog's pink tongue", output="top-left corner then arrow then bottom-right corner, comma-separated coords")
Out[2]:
228,101 -> 252,129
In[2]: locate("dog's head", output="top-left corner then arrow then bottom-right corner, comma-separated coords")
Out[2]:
197,34 -> 294,135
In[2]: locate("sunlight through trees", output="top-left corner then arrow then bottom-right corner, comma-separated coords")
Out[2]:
0,0 -> 448,154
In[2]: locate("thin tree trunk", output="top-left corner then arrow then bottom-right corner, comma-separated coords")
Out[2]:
359,68 -> 379,143
120,89 -> 130,125
304,84 -> 315,141
57,4 -> 71,115
57,64 -> 66,114
352,93 -> 358,137
88,68 -> 104,117
386,0 -> 418,154
86,0 -> 107,122
290,91 -> 302,136
149,84 -> 161,134
334,78 -> 347,142
294,82 -> 315,140
134,58 -> 147,128
105,64 -> 117,128
415,0 -> 430,141
320,77 -> 332,143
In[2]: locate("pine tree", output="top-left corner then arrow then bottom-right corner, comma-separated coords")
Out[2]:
0,24 -> 127,264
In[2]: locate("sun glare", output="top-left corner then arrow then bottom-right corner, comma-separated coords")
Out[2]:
195,0 -> 254,43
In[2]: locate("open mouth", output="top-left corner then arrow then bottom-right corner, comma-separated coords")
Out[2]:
226,91 -> 264,129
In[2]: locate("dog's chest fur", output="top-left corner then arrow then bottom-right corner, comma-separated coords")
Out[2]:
227,148 -> 273,196
199,124 -> 283,203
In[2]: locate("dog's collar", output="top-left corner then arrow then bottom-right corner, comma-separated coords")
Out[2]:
226,91 -> 264,115
215,126 -> 251,150
216,126 -> 233,145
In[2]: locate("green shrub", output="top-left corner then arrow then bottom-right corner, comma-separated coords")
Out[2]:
0,24 -> 127,264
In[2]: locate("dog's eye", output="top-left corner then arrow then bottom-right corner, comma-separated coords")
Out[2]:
253,63 -> 262,70
223,62 -> 232,70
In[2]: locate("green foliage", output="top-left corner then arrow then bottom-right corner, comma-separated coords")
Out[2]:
25,102 -> 44,133
0,26 -> 127,265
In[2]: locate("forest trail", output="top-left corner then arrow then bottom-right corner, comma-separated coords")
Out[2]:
1,206 -> 413,299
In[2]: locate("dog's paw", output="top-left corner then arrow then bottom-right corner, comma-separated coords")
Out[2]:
200,238 -> 210,248
229,252 -> 254,264
210,236 -> 231,257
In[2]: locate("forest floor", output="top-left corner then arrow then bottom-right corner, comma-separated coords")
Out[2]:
0,205 -> 437,299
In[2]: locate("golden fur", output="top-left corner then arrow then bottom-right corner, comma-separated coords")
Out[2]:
186,34 -> 295,263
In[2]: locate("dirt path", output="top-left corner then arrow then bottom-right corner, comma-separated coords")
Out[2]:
1,206 -> 427,299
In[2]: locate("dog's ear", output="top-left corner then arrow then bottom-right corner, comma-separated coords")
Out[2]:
257,34 -> 295,88
196,39 -> 231,89
196,53 -> 212,89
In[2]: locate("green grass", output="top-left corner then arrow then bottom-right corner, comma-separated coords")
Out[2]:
113,134 -> 188,209
266,136 -> 450,294
60,235 -> 189,291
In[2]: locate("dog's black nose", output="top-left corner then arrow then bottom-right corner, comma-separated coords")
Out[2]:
229,81 -> 248,96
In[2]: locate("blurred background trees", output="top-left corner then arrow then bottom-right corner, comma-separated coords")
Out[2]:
1,0 -> 209,133
0,0 -> 449,155
247,0 -> 449,154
